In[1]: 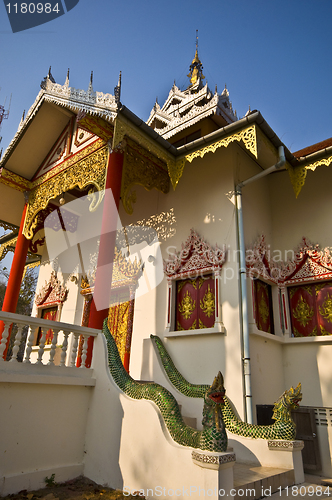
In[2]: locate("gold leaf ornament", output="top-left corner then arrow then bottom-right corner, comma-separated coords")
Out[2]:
200,285 -> 215,318
293,296 -> 314,327
178,290 -> 196,320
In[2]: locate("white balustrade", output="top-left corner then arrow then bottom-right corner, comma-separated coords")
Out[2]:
0,311 -> 100,368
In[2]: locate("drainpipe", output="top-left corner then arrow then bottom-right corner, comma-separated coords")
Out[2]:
235,146 -> 286,423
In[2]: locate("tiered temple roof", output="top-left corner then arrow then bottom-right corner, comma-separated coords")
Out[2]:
147,47 -> 237,140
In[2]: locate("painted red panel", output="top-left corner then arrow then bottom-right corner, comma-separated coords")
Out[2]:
253,279 -> 274,334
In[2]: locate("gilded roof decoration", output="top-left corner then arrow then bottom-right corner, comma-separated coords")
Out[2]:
1,73 -> 117,167
23,145 -> 108,239
287,154 -> 332,198
147,83 -> 237,140
185,124 -> 257,164
166,125 -> 258,190
147,47 -> 237,140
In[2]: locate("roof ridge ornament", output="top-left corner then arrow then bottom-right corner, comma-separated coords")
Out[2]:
88,71 -> 93,94
187,30 -> 205,87
40,66 -> 56,89
64,68 -> 70,87
114,71 -> 122,107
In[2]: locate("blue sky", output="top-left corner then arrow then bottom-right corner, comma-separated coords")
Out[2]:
0,0 -> 332,155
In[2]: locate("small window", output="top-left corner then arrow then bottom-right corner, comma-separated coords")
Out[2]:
175,274 -> 215,331
288,281 -> 332,337
253,279 -> 274,334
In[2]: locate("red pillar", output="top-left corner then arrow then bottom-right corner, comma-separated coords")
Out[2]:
0,203 -> 30,357
84,149 -> 124,367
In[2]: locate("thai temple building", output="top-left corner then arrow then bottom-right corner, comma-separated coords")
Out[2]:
1,44 -> 332,496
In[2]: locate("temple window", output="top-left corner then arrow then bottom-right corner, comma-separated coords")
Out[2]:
34,271 -> 68,346
175,274 -> 215,331
164,229 -> 226,336
288,281 -> 332,337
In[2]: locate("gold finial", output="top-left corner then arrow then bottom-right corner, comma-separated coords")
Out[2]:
187,30 -> 205,87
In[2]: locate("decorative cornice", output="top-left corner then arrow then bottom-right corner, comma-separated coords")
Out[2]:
185,125 -> 257,164
0,168 -> 32,192
192,450 -> 236,470
113,114 -> 174,169
0,235 -> 18,261
268,440 -> 304,451
164,228 -> 226,279
23,145 -> 108,239
165,125 -> 257,191
1,78 -> 117,167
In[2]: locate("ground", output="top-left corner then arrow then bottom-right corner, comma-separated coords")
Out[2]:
1,476 -> 141,500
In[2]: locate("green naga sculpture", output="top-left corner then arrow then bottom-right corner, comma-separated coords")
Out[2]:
151,334 -> 302,441
103,321 -> 228,452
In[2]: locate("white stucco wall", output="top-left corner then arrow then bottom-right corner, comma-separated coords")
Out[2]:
0,366 -> 93,495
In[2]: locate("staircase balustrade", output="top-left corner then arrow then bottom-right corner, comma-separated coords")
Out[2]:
0,311 -> 100,367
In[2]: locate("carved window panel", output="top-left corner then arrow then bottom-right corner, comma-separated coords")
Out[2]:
34,271 -> 68,346
37,306 -> 58,345
253,279 -> 274,334
288,281 -> 332,337
176,275 -> 215,331
164,230 -> 226,336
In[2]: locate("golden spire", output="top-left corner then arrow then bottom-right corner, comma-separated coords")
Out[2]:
187,30 -> 205,86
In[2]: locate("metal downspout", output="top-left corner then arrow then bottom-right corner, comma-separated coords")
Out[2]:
235,146 -> 286,423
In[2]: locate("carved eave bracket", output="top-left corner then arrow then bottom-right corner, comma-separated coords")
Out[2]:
76,114 -> 114,143
121,137 -> 170,215
22,144 -> 108,239
164,228 -> 226,279
169,125 -> 258,190
0,168 -> 32,192
287,155 -> 332,198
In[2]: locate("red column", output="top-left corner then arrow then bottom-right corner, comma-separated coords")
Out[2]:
83,149 -> 124,367
0,203 -> 30,358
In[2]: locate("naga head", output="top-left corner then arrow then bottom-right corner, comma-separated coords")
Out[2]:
286,382 -> 302,410
273,382 -> 302,420
204,371 -> 226,407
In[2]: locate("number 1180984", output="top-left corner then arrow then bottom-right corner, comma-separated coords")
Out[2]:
6,3 -> 60,14
278,485 -> 331,496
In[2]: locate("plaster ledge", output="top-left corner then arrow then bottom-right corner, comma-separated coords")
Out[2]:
192,450 -> 236,470
250,329 -> 332,345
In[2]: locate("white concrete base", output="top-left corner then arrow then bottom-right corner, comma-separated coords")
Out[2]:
192,451 -> 235,496
0,464 -> 84,496
228,434 -> 304,484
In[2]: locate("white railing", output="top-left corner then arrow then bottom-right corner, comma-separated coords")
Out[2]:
0,311 -> 100,368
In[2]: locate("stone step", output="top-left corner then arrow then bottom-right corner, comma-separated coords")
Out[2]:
233,463 -> 295,500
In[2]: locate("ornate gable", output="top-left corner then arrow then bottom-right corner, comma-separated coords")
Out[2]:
35,271 -> 68,307
247,235 -> 332,285
164,229 -> 226,279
